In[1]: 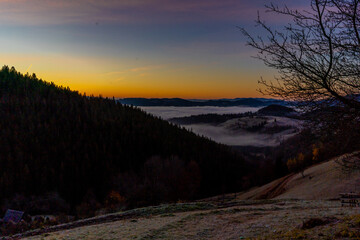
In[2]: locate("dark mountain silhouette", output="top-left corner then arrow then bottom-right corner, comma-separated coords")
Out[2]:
169,113 -> 252,125
257,104 -> 296,117
0,66 -> 251,214
119,97 -> 287,107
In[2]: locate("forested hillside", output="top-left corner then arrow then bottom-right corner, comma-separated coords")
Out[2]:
0,66 -> 251,216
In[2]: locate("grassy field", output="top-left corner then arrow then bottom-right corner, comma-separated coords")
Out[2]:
12,154 -> 360,239
20,199 -> 359,240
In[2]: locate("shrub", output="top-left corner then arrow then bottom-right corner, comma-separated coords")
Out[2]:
105,191 -> 126,210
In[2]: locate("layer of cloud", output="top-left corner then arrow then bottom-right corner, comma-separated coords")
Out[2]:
184,124 -> 296,147
0,0 -> 308,26
130,65 -> 163,72
140,106 -> 261,120
140,106 -> 301,147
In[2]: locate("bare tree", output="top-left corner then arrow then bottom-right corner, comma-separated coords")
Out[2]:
241,0 -> 360,111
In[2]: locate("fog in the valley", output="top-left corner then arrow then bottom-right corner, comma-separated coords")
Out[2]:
184,122 -> 298,147
140,106 -> 261,120
140,106 -> 300,147
185,124 -> 280,147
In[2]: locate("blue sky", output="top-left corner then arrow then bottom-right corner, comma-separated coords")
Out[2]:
0,0 -> 308,98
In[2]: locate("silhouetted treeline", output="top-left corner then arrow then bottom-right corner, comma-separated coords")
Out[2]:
0,66 -> 251,215
170,112 -> 253,125
257,104 -> 296,117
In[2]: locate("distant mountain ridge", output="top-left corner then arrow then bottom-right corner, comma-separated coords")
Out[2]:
118,98 -> 288,107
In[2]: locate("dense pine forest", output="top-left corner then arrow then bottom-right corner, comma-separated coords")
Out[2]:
0,66 -> 253,216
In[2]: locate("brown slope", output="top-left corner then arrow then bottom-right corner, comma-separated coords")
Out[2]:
237,152 -> 360,200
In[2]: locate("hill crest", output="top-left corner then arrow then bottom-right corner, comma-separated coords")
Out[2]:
237,152 -> 360,200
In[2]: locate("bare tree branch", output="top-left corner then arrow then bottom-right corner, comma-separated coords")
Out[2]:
241,0 -> 360,110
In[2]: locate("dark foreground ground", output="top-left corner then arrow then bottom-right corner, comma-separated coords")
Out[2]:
6,197 -> 359,240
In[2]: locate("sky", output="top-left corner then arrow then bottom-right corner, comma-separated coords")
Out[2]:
0,0 -> 308,99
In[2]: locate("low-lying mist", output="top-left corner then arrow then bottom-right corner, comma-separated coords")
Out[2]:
140,106 -> 300,147
140,106 -> 261,120
184,123 -> 297,147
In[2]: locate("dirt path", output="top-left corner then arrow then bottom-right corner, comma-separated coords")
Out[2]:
257,173 -> 295,199
237,156 -> 360,201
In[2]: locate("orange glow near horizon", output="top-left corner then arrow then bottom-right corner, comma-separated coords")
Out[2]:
43,71 -> 266,99
0,53 -> 271,99
0,0 -> 298,99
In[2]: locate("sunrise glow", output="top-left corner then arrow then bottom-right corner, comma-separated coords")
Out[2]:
0,0 -> 306,98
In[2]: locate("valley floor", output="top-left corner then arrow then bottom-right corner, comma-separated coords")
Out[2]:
20,199 -> 359,240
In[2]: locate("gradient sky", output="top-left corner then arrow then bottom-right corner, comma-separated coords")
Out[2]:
0,0 -> 308,99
